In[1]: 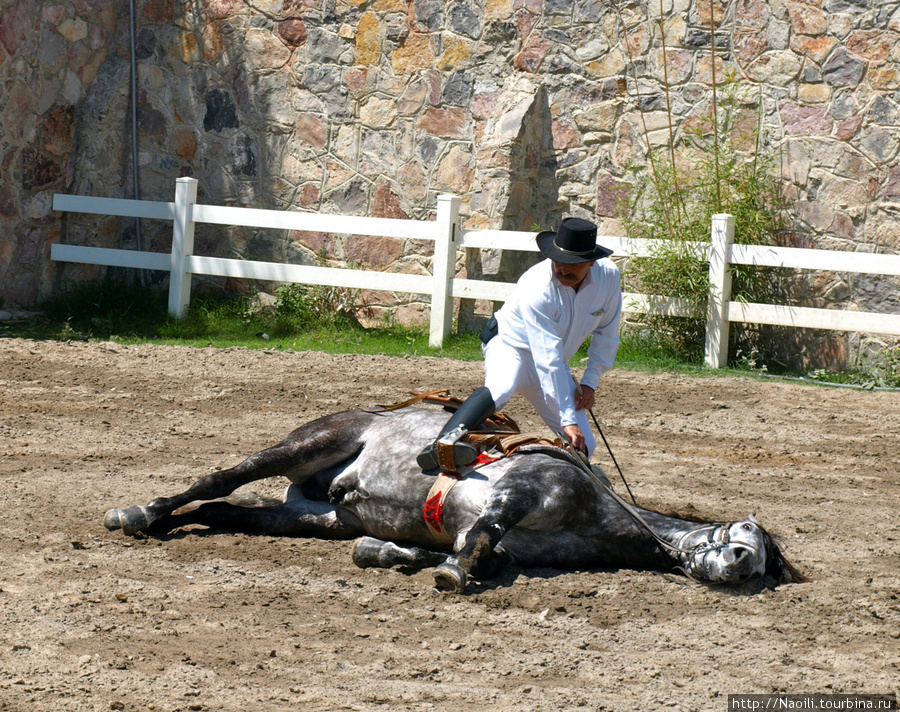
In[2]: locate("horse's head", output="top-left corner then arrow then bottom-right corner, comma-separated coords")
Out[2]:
680,515 -> 807,586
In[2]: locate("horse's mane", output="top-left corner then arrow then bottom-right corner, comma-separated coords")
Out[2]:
651,507 -> 709,524
761,530 -> 809,585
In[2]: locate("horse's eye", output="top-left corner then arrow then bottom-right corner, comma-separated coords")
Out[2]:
742,523 -> 752,531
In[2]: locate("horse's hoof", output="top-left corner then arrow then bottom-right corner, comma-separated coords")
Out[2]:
352,537 -> 387,568
104,505 -> 152,536
433,562 -> 467,593
103,509 -> 123,531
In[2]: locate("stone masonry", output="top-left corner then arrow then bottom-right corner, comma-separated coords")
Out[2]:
1,0 -> 899,367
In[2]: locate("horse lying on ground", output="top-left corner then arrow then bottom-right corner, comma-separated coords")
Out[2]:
104,401 -> 805,593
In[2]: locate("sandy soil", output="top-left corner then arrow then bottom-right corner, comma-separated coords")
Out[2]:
0,338 -> 898,712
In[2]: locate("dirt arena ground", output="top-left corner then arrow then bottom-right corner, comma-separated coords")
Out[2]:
0,338 -> 898,712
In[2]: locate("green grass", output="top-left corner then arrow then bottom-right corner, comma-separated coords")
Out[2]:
3,281 -> 691,370
613,329 -> 693,373
3,282 -> 488,360
3,281 -> 896,387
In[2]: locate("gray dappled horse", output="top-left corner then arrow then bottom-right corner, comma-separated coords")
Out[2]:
104,405 -> 805,593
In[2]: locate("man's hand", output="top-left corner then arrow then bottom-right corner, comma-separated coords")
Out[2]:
562,424 -> 586,453
574,384 -> 595,411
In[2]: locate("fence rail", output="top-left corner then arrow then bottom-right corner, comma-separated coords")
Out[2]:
52,176 -> 900,368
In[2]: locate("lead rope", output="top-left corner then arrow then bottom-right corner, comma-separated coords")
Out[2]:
587,406 -> 638,506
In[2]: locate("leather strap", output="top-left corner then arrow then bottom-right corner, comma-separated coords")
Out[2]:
359,391 -> 583,546
364,390 -> 521,434
362,389 -> 452,413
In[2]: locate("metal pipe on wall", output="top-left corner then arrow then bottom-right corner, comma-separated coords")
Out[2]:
129,0 -> 144,286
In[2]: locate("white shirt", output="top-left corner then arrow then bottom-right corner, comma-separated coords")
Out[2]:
493,258 -> 622,426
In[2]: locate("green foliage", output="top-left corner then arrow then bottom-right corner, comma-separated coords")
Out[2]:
155,282 -> 361,342
267,282 -> 361,336
614,327 -> 695,373
881,344 -> 900,386
621,73 -> 792,363
805,345 -> 900,389
12,280 -> 895,387
157,294 -> 253,341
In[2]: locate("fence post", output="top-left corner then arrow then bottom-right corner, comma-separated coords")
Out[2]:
430,193 -> 460,348
704,213 -> 735,368
168,176 -> 198,318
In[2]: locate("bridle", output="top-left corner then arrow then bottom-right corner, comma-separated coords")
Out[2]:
675,523 -> 765,582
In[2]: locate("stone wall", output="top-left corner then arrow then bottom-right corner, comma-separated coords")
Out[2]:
1,0 -> 126,303
2,0 -> 899,366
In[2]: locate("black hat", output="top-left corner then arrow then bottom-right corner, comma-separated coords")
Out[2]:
536,217 -> 613,264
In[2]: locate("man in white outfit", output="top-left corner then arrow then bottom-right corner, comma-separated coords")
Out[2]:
417,217 -> 622,474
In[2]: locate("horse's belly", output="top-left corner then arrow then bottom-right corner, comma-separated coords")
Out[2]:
340,471 -> 439,543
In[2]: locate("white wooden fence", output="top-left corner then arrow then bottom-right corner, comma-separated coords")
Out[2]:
52,176 -> 900,368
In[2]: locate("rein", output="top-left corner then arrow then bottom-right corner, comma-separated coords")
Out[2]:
555,428 -> 718,558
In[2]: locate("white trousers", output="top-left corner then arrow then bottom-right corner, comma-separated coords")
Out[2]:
482,338 -> 596,456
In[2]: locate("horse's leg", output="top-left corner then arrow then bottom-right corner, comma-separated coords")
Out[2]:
105,411 -> 371,536
104,441 -> 333,535
148,487 -> 364,538
434,480 -> 541,593
352,537 -> 449,570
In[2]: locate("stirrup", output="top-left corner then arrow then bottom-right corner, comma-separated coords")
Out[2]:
417,425 -> 478,473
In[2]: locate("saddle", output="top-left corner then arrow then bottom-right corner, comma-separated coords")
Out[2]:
367,390 -> 586,545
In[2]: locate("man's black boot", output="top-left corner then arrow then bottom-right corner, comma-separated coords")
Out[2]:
416,387 -> 496,473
